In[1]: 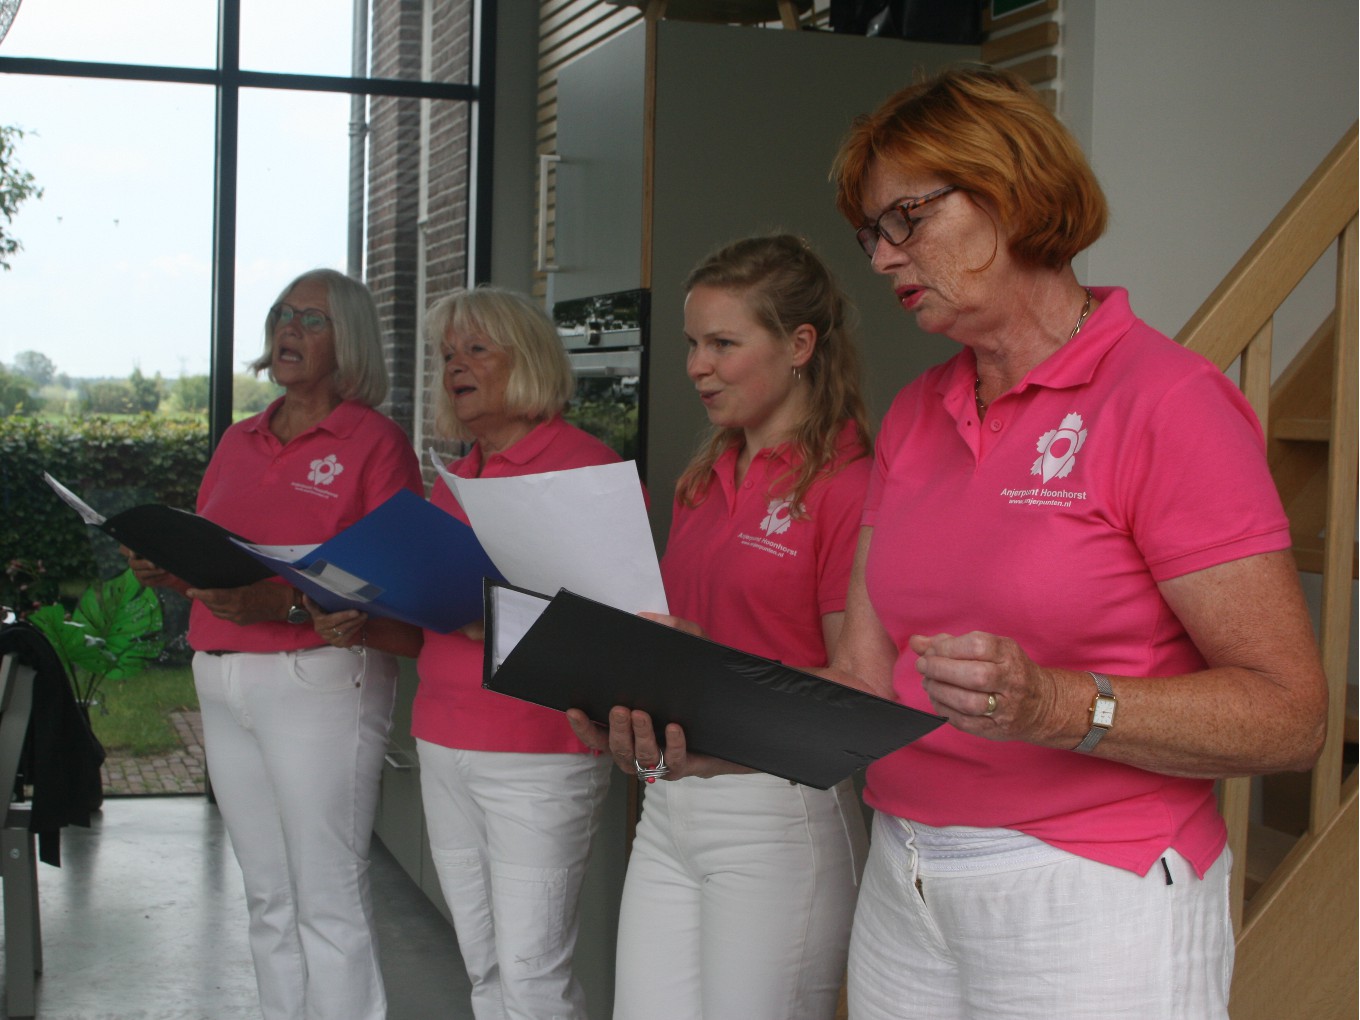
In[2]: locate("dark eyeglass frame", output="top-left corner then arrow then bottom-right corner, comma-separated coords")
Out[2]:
855,185 -> 959,257
270,303 -> 333,334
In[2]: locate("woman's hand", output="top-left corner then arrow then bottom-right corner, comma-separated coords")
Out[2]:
909,630 -> 1064,744
186,580 -> 291,627
566,706 -> 751,781
305,597 -> 368,648
119,545 -> 190,595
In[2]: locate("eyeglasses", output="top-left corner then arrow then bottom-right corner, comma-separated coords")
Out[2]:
270,303 -> 332,334
854,185 -> 958,257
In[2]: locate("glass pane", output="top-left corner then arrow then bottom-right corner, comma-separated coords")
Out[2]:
0,75 -> 214,661
239,0 -> 475,84
235,87 -> 351,380
0,75 -> 215,392
239,0 -> 356,79
0,0 -> 217,69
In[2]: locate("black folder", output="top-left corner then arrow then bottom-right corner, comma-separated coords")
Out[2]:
483,583 -> 944,789
91,504 -> 275,591
44,473 -> 274,590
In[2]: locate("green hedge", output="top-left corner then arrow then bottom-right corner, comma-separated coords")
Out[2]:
0,415 -> 210,610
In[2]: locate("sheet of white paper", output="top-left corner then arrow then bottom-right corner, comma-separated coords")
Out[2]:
430,451 -> 667,615
43,472 -> 106,526
488,586 -> 552,673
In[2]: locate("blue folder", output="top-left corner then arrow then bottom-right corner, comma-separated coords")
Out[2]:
236,489 -> 504,633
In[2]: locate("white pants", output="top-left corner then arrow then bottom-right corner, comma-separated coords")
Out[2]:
613,773 -> 868,1020
416,741 -> 613,1020
194,647 -> 397,1020
848,812 -> 1235,1020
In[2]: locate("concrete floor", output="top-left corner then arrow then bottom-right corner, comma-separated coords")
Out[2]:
0,796 -> 473,1020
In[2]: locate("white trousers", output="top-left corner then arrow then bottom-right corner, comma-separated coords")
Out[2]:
194,647 -> 397,1020
416,741 -> 613,1020
613,773 -> 868,1020
848,812 -> 1235,1020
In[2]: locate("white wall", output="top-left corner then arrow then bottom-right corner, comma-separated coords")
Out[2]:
1065,0 -> 1358,683
1065,0 -> 1357,370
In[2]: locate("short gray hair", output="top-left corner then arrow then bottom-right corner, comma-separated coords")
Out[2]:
250,268 -> 390,407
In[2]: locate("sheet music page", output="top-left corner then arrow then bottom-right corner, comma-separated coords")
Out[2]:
430,452 -> 667,615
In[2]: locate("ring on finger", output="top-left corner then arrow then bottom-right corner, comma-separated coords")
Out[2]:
983,693 -> 998,717
634,750 -> 669,784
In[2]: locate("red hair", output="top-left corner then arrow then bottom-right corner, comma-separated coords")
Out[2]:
833,66 -> 1107,269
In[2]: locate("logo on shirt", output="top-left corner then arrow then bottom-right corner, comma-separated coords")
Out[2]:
1031,413 -> 1087,483
738,497 -> 804,559
308,454 -> 345,486
760,497 -> 796,537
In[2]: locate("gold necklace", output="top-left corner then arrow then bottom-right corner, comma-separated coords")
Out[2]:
975,288 -> 1093,419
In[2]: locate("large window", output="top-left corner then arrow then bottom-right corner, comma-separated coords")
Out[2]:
0,0 -> 491,442
0,0 -> 492,668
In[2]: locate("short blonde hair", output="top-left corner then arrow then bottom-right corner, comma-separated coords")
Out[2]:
833,66 -> 1107,270
250,268 -> 390,407
427,287 -> 574,441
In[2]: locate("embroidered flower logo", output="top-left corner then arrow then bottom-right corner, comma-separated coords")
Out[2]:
1031,413 -> 1087,483
308,454 -> 345,486
761,497 -> 797,537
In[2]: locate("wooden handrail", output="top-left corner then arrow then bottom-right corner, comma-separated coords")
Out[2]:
1178,123 -> 1358,370
1177,122 -> 1359,942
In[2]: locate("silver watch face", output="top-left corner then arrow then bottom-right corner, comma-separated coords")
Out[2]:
287,605 -> 309,625
1092,695 -> 1117,727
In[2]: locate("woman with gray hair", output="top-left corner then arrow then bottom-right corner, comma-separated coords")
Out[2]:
126,267 -> 422,1020
311,285 -> 625,1020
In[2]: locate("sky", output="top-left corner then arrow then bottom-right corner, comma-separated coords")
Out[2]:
0,0 -> 360,381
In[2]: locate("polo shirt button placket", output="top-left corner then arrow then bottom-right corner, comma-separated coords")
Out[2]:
989,419 -> 1003,432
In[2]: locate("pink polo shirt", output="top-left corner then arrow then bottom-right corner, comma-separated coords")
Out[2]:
861,287 -> 1290,877
662,423 -> 870,668
189,398 -> 422,654
412,416 -> 624,754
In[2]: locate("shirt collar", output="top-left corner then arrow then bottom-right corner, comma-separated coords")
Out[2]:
463,416 -> 564,474
937,286 -> 1136,404
245,396 -> 368,440
712,419 -> 865,479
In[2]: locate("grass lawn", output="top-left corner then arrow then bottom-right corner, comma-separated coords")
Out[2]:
87,664 -> 198,757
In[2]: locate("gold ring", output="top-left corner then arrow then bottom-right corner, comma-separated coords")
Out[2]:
984,693 -> 998,716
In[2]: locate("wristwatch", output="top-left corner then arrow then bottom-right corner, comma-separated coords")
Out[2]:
286,588 -> 309,625
1074,672 -> 1117,753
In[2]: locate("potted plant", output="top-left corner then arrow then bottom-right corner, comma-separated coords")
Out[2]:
26,568 -> 165,808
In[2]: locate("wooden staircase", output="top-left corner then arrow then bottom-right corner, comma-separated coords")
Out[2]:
1176,122 -> 1358,1020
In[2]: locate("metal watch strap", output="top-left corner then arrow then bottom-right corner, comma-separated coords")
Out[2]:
1074,671 -> 1115,753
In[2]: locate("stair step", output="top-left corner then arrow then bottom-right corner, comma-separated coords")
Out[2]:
1245,822 -> 1299,901
1272,416 -> 1332,442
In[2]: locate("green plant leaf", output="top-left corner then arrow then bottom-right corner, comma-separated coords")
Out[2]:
72,569 -> 164,681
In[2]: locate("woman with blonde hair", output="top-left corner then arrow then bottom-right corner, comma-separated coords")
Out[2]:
312,285 -> 623,1020
572,234 -> 872,1019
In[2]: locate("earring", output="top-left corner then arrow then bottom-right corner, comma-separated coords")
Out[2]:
793,366 -> 803,382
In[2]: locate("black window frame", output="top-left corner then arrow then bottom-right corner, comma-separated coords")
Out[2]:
0,0 -> 497,448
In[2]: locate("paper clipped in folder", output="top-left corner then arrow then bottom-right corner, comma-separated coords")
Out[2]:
482,580 -> 944,789
44,472 -> 275,590
232,488 -> 504,633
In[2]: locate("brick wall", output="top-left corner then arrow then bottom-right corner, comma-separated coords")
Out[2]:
367,0 -> 474,463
